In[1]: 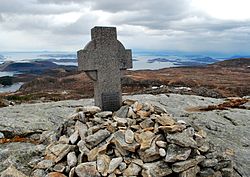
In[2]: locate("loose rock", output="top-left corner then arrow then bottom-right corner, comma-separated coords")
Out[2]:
81,106 -> 101,114
108,157 -> 123,173
142,161 -> 172,177
85,129 -> 110,148
97,155 -> 110,176
29,100 -> 234,177
125,129 -> 134,144
36,160 -> 54,169
1,165 -> 28,177
166,127 -> 197,148
75,162 -> 101,177
123,163 -> 142,176
67,152 -> 77,168
165,144 -> 191,162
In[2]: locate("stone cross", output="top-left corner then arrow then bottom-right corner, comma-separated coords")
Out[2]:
77,26 -> 132,111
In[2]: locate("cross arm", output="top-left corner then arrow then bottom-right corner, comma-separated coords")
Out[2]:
77,49 -> 96,71
119,49 -> 132,69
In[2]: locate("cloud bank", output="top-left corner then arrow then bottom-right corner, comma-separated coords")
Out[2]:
0,0 -> 250,55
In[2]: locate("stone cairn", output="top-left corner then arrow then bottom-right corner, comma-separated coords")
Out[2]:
31,100 -> 234,177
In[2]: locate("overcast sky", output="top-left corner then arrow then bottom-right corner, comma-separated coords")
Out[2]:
0,0 -> 250,55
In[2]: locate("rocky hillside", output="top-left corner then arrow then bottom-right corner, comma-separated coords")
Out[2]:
0,94 -> 249,176
210,58 -> 250,68
1,58 -> 249,106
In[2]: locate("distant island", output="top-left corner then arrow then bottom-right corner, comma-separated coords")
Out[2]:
147,57 -> 219,66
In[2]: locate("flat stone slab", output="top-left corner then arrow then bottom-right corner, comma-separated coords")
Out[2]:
0,99 -> 93,136
0,94 -> 249,176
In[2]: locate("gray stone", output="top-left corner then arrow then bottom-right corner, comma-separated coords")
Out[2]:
67,152 -> 77,168
127,107 -> 137,118
137,110 -> 151,118
85,129 -> 110,148
214,171 -> 223,177
58,135 -> 69,144
0,142 -> 45,175
107,174 -> 116,177
198,142 -> 210,152
125,129 -> 134,144
75,162 -> 101,177
77,140 -> 90,154
156,113 -> 176,126
87,125 -> 102,136
153,105 -> 167,114
1,165 -> 28,177
139,118 -> 154,129
135,131 -> 155,150
172,159 -> 198,173
200,158 -> 218,167
112,130 -> 140,154
77,26 -> 132,111
115,105 -> 129,118
138,136 -> 161,162
68,111 -> 85,122
75,121 -> 88,140
65,166 -> 71,173
166,127 -> 197,148
159,124 -> 186,133
142,161 -> 172,177
214,160 -> 232,171
45,143 -> 75,163
199,168 -> 215,177
118,162 -> 127,171
53,163 -> 66,173
113,116 -> 127,126
159,148 -> 166,157
45,172 -> 67,177
81,105 -> 101,114
87,143 -> 109,161
97,154 -> 110,176
77,152 -> 85,164
95,111 -> 113,118
221,168 -> 234,177
35,160 -> 54,169
156,140 -> 167,148
165,144 -> 191,162
69,167 -> 75,177
205,151 -> 218,159
69,130 -> 79,144
0,94 -> 247,176
123,163 -> 142,176
132,159 -> 144,167
0,132 -> 4,138
132,101 -> 143,111
0,99 -> 93,137
108,157 -> 123,173
31,169 -> 46,177
179,165 -> 200,177
87,146 -> 100,161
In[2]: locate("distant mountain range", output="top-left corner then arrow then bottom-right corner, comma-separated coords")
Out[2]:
0,61 -> 58,74
147,57 -> 219,66
38,53 -> 76,58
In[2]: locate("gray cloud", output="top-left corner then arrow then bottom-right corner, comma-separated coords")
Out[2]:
0,0 -> 79,15
91,0 -> 190,13
0,0 -> 249,54
57,15 -> 99,35
0,14 -> 3,22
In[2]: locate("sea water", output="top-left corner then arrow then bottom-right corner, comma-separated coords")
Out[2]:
0,51 -> 229,93
0,51 -> 226,71
0,82 -> 23,93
